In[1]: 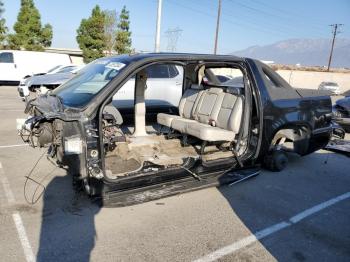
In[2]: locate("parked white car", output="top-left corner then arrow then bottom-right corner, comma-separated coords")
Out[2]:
0,50 -> 72,84
18,64 -> 183,111
113,64 -> 183,110
318,81 -> 341,95
18,65 -> 83,100
41,65 -> 78,75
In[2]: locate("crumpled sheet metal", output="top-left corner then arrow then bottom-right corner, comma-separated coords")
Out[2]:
325,139 -> 350,157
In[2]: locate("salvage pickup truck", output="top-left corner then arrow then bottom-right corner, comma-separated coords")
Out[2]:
19,53 -> 333,206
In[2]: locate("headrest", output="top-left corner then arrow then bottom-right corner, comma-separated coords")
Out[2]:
191,84 -> 203,90
226,86 -> 242,96
207,87 -> 224,94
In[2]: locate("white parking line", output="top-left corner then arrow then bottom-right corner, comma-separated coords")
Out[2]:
0,144 -> 28,149
289,193 -> 350,223
193,191 -> 350,262
0,162 -> 16,203
0,162 -> 35,262
12,213 -> 35,262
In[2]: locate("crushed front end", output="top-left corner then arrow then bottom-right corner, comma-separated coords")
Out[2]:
18,94 -> 102,196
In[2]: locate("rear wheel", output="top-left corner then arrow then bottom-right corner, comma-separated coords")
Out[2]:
264,150 -> 288,172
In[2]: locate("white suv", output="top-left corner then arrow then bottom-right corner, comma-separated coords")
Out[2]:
113,64 -> 183,110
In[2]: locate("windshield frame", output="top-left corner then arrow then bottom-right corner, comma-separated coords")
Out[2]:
55,54 -> 244,116
52,57 -> 130,109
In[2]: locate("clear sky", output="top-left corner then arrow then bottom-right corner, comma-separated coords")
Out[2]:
2,0 -> 350,54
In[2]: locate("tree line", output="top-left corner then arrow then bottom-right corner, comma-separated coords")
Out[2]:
0,0 -> 132,63
77,5 -> 132,62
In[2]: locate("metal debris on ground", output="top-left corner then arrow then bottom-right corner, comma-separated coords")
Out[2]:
325,139 -> 350,157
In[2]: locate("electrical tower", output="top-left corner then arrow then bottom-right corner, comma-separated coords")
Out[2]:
327,24 -> 343,71
165,27 -> 183,52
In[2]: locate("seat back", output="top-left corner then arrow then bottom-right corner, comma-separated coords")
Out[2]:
178,85 -> 243,134
214,87 -> 243,134
193,87 -> 224,124
178,84 -> 203,119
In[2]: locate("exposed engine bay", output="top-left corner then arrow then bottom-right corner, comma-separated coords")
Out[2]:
19,95 -> 64,149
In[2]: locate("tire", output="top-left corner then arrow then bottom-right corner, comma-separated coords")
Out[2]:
72,173 -> 83,191
264,150 -> 288,172
343,126 -> 350,133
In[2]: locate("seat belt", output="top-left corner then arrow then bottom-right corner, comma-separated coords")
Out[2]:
198,65 -> 205,85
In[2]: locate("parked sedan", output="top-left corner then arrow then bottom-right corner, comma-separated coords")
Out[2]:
18,65 -> 83,100
19,64 -> 184,120
318,81 -> 341,95
34,64 -> 78,76
333,96 -> 350,132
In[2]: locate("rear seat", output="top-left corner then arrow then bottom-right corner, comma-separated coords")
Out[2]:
186,87 -> 243,142
171,87 -> 224,133
157,85 -> 243,142
157,84 -> 203,128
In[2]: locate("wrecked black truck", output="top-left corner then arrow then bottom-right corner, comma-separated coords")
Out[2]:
19,53 -> 333,206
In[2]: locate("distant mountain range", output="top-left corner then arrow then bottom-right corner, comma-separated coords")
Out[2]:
231,38 -> 350,68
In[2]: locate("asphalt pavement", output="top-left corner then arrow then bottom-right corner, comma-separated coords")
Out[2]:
0,86 -> 349,262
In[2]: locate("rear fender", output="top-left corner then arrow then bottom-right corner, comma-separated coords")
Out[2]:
269,125 -> 311,155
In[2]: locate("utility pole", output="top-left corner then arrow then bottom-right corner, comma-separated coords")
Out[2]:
155,0 -> 162,52
327,24 -> 343,71
214,0 -> 222,54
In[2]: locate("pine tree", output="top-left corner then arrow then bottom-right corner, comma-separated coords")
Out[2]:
114,6 -> 132,54
76,5 -> 106,63
0,1 -> 8,48
41,24 -> 53,47
8,0 -> 52,51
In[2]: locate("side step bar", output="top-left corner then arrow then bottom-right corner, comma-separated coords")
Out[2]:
101,167 -> 260,207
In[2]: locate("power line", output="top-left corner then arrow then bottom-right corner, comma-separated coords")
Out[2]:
218,3 -> 321,37
166,0 -> 293,38
327,24 -> 343,71
226,0 -> 327,35
166,0 -> 333,54
178,0 -> 327,39
247,0 -> 329,28
192,0 -> 290,35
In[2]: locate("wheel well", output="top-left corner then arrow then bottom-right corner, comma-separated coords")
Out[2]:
270,125 -> 311,155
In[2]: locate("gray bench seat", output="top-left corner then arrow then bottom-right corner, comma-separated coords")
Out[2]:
157,84 -> 203,128
157,84 -> 243,143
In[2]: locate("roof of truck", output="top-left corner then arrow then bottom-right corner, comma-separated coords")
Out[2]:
107,52 -> 245,64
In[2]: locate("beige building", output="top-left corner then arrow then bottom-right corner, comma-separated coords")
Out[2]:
45,47 -> 84,65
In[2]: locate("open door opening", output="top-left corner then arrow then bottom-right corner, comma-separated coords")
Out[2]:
101,62 -> 253,181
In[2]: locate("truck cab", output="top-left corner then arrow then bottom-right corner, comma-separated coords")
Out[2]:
19,53 -> 332,206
